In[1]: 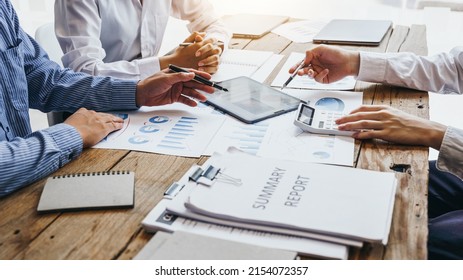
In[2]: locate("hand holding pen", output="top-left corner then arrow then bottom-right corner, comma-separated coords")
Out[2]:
169,64 -> 229,92
281,60 -> 306,91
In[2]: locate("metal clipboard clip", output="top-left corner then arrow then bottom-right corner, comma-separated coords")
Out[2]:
163,182 -> 185,199
189,165 -> 242,186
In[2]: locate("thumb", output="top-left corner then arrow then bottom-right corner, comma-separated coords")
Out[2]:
167,72 -> 195,85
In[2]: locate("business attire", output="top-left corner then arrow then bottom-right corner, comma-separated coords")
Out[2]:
54,0 -> 231,80
358,48 -> 463,259
0,0 -> 137,197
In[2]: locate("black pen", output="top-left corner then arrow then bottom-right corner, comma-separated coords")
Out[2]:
281,60 -> 305,91
168,64 -> 229,92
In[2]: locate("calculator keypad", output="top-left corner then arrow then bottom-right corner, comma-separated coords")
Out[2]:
315,111 -> 345,130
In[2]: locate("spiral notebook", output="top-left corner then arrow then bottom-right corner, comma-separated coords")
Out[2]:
37,171 -> 135,213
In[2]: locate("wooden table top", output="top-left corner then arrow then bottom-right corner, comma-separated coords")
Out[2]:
0,24 -> 429,260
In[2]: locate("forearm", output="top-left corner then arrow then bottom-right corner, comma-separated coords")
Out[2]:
358,48 -> 463,94
0,124 -> 82,197
62,50 -> 161,80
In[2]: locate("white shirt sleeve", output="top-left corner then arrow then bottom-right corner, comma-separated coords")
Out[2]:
358,47 -> 463,94
358,47 -> 463,179
54,0 -> 159,80
437,126 -> 463,179
171,0 -> 232,48
54,0 -> 231,80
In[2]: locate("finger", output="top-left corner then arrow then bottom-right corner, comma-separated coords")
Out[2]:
199,54 -> 220,67
178,94 -> 199,107
184,81 -> 215,93
198,66 -> 218,74
313,69 -> 330,83
197,45 -> 222,59
166,72 -> 195,84
196,38 -> 217,57
337,119 -> 384,131
349,105 -> 389,114
188,68 -> 212,80
182,87 -> 208,102
183,32 -> 199,43
352,130 -> 385,140
336,111 -> 386,125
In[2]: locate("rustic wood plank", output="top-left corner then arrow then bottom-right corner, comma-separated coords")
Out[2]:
354,25 -> 428,260
0,149 -> 128,260
16,152 -> 199,259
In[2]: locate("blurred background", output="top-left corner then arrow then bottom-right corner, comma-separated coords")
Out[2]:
10,0 -> 463,159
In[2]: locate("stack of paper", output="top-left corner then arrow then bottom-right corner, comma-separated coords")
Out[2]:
178,150 -> 397,244
142,148 -> 397,259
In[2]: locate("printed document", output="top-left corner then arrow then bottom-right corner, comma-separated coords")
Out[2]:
142,166 -> 350,259
93,104 -> 225,157
211,49 -> 274,82
182,150 -> 397,244
272,20 -> 326,43
205,90 -> 362,166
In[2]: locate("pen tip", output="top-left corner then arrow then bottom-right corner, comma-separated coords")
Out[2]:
223,88 -> 229,92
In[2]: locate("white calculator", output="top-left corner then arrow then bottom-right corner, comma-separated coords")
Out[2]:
293,103 -> 354,136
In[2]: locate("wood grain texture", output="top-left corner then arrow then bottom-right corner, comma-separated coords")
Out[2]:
0,149 -> 128,260
351,24 -> 429,260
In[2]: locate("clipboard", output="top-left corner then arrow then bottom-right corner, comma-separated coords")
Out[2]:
205,76 -> 301,124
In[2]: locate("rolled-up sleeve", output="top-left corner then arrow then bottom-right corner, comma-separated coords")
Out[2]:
436,126 -> 463,180
358,47 -> 463,94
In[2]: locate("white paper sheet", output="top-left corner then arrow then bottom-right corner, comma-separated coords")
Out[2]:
272,20 -> 327,43
93,104 -> 225,157
205,90 -> 362,166
141,166 -> 350,259
211,49 -> 274,82
184,151 -> 397,244
271,52 -> 357,90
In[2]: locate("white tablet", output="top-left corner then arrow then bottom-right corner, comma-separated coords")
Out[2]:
205,77 -> 300,124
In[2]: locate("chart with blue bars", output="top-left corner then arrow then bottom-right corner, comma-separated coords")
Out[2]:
227,123 -> 269,155
156,116 -> 199,151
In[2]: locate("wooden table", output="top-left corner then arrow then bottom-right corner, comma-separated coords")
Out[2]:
0,24 -> 428,260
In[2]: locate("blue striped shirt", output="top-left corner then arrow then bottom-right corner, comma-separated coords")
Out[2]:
0,0 -> 138,197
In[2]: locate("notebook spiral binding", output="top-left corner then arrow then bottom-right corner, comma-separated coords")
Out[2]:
52,170 -> 131,179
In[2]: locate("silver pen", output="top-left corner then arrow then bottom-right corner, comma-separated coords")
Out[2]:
281,59 -> 305,91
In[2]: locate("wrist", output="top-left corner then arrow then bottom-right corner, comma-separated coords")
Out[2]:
348,51 -> 360,76
135,80 -> 145,107
159,55 -> 174,70
426,121 -> 447,150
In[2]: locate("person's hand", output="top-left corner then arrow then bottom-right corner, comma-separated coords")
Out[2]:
289,45 -> 360,84
64,108 -> 124,148
335,105 -> 447,150
195,36 -> 223,74
135,68 -> 214,107
159,32 -> 222,74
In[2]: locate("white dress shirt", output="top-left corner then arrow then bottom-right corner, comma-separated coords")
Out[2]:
55,0 -> 231,80
358,47 -> 463,179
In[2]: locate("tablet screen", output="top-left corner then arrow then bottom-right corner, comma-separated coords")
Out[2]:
205,76 -> 301,124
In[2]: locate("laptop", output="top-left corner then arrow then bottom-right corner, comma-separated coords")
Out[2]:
222,14 -> 289,39
312,19 -> 392,46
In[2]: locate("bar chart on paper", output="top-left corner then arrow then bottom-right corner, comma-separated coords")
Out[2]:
204,118 -> 270,156
93,105 -> 225,157
158,117 -> 200,151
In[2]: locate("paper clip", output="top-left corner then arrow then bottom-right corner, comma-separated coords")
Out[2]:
163,182 -> 185,199
189,165 -> 242,186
